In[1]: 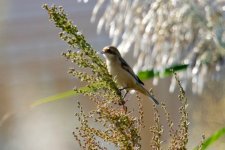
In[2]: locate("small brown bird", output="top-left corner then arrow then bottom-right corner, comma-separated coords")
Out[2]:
101,46 -> 159,105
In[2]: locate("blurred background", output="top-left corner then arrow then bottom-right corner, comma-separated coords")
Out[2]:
0,0 -> 110,149
0,0 -> 225,150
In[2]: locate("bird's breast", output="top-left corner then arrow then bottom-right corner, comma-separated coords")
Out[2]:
106,60 -> 136,88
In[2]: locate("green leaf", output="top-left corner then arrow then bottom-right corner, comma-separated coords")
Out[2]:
138,64 -> 189,80
163,64 -> 189,77
194,127 -> 225,150
31,82 -> 105,108
138,70 -> 159,80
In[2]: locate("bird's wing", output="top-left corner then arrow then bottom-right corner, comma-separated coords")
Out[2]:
119,57 -> 144,85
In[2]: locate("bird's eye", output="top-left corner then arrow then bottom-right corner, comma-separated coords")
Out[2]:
107,49 -> 115,54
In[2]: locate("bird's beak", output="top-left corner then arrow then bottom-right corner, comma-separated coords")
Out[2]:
101,47 -> 109,54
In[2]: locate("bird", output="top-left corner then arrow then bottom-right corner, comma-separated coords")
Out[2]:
101,45 -> 159,105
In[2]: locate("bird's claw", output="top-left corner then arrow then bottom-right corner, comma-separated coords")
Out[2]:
119,87 -> 128,91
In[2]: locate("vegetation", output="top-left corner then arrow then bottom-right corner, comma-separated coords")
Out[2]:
38,4 -> 225,150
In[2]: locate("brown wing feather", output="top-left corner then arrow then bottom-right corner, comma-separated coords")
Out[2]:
119,57 -> 144,85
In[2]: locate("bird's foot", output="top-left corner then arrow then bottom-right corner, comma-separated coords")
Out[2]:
119,87 -> 128,91
122,90 -> 129,99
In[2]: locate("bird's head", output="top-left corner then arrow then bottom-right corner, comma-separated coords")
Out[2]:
102,46 -> 121,60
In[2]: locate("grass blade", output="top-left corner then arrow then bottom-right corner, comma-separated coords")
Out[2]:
194,127 -> 225,150
31,82 -> 106,108
138,64 -> 188,80
31,90 -> 77,108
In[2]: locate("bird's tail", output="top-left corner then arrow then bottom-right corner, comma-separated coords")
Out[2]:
136,85 -> 159,105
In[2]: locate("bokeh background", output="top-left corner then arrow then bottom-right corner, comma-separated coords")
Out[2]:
0,0 -> 110,149
0,0 -> 225,150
